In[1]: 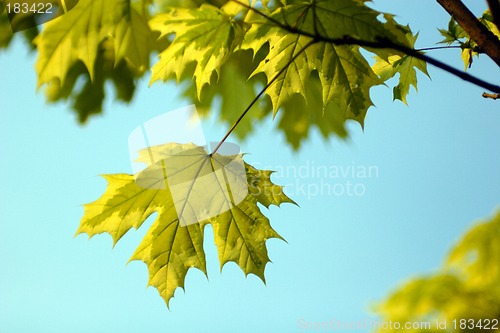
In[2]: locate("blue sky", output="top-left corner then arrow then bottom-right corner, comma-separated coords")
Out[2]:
1,1 -> 499,332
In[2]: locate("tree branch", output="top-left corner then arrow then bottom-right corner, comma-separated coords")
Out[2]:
415,45 -> 462,51
482,92 -> 500,99
339,35 -> 500,93
436,0 -> 500,67
487,0 -> 500,32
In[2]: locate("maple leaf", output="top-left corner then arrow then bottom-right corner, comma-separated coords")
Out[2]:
35,0 -> 150,85
372,31 -> 429,105
149,4 -> 245,98
438,18 -> 468,45
76,143 -> 294,307
278,74 -> 348,149
42,39 -> 140,122
376,211 -> 500,332
181,49 -> 273,139
447,210 -> 500,291
33,0 -> 151,121
437,11 -> 500,71
242,0 -> 410,127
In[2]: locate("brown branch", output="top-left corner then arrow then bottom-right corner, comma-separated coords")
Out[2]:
482,92 -> 500,99
436,0 -> 500,67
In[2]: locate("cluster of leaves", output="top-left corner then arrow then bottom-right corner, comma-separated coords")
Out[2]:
76,143 -> 295,306
439,10 -> 500,70
375,211 -> 500,332
0,0 -> 430,148
2,0 -> 498,310
33,0 -> 154,122
63,0 -> 430,306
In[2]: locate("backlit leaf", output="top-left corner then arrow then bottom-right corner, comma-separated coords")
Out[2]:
242,0 -> 410,126
372,32 -> 429,105
33,0 -> 151,121
375,211 -> 500,332
35,0 -> 150,85
77,143 -> 294,307
149,4 -> 245,98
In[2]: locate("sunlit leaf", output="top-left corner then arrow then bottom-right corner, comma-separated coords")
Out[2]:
376,211 -> 500,332
149,4 -> 245,98
372,32 -> 429,105
77,143 -> 294,306
33,0 -> 151,121
242,0 -> 411,126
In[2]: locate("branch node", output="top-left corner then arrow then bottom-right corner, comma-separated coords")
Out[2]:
482,92 -> 500,100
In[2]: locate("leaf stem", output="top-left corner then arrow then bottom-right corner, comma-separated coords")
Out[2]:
210,40 -> 316,156
415,45 -> 462,51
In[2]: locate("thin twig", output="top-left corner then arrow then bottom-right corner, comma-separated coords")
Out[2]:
482,92 -> 500,99
415,45 -> 462,51
341,35 -> 500,93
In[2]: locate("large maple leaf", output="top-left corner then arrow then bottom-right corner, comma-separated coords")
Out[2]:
76,143 -> 294,307
149,4 -> 245,98
35,0 -> 150,86
33,0 -> 151,121
242,0 -> 414,126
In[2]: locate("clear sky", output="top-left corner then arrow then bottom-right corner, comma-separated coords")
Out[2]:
1,1 -> 499,332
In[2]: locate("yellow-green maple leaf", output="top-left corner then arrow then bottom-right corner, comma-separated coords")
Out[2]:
76,143 -> 294,306
437,10 -> 500,71
35,0 -> 150,88
373,32 -> 429,105
278,75 -> 348,149
447,210 -> 500,293
149,4 -> 245,98
375,211 -> 500,332
242,0 -> 409,126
